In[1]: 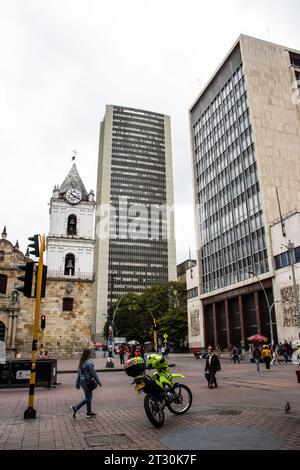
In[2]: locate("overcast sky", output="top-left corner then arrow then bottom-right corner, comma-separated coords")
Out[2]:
0,0 -> 299,264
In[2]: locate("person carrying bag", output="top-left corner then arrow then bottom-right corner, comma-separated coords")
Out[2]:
71,349 -> 102,418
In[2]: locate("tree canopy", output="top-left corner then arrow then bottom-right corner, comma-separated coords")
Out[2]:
103,281 -> 188,347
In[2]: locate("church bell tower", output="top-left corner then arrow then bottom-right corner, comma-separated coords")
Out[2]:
47,163 -> 95,278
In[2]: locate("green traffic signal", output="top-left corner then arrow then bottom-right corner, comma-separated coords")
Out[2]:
28,235 -> 40,258
16,262 -> 34,298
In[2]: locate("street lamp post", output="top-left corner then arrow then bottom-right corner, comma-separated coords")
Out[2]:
248,271 -> 275,346
106,272 -> 116,368
147,308 -> 159,352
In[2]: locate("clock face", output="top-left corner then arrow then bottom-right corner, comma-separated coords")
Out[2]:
66,188 -> 82,204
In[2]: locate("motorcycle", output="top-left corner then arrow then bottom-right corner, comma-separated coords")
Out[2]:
125,354 -> 192,428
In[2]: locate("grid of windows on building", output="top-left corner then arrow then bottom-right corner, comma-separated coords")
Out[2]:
187,287 -> 198,299
193,65 -> 268,293
275,246 -> 300,270
108,106 -> 169,301
295,71 -> 300,93
290,53 -> 300,94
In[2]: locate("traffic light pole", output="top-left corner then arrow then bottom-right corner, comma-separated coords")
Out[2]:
24,234 -> 45,420
153,322 -> 158,353
39,328 -> 45,356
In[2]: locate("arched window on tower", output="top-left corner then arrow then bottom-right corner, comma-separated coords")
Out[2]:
0,274 -> 7,294
67,214 -> 77,235
64,253 -> 75,276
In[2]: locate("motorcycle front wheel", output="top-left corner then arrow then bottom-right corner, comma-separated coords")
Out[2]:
144,394 -> 165,428
167,384 -> 192,415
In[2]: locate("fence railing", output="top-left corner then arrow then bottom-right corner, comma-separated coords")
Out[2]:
47,270 -> 94,281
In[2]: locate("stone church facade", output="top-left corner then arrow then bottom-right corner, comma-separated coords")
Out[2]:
0,227 -> 35,358
0,164 -> 96,358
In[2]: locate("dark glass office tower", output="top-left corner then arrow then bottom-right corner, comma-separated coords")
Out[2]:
93,105 -> 176,337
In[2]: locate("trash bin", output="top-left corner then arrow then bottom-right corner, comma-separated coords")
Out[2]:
10,360 -> 32,387
36,359 -> 57,388
8,359 -> 57,388
296,370 -> 300,384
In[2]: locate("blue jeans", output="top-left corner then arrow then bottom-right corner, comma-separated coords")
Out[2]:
75,378 -> 93,413
233,354 -> 240,364
255,358 -> 260,371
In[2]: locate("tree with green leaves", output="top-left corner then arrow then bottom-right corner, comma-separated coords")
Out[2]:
104,281 -> 188,348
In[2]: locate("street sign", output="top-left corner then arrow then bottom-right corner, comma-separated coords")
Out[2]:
16,370 -> 31,380
114,337 -> 127,344
163,334 -> 168,340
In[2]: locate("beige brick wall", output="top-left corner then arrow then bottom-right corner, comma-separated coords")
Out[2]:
0,238 -> 93,358
37,279 -> 93,358
241,35 -> 300,225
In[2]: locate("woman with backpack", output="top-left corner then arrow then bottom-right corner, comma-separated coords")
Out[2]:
70,349 -> 102,418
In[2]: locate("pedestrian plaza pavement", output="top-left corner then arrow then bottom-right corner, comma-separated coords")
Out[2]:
0,355 -> 299,451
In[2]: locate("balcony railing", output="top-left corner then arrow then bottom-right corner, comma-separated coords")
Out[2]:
47,270 -> 94,281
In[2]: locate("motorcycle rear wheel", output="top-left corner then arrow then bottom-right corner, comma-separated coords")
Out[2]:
144,394 -> 165,428
167,384 -> 192,415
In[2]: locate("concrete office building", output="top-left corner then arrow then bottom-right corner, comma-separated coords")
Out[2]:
189,35 -> 300,351
93,105 -> 177,338
177,259 -> 196,283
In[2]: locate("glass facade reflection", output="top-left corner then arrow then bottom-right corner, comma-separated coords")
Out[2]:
192,65 -> 268,293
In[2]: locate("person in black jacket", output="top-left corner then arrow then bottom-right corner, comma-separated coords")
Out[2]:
205,346 -> 221,389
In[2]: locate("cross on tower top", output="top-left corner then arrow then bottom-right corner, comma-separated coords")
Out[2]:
71,149 -> 78,161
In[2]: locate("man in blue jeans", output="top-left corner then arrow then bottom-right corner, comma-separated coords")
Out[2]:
253,347 -> 261,371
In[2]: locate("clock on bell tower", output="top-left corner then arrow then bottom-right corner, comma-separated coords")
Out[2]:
46,163 -> 95,278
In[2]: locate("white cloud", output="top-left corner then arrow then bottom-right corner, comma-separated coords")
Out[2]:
0,0 -> 299,264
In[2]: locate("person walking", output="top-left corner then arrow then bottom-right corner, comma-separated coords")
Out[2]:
262,345 -> 272,372
288,341 -> 293,360
283,349 -> 289,365
253,346 -> 262,371
119,344 -> 125,365
102,344 -> 108,358
70,349 -> 102,418
232,345 -> 240,364
205,346 -> 221,388
271,345 -> 279,365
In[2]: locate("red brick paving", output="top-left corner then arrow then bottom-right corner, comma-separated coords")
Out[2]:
0,355 -> 299,450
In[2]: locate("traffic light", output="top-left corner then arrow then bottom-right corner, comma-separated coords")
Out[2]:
40,265 -> 47,298
16,262 -> 34,297
28,235 -> 40,258
153,321 -> 159,331
41,315 -> 46,330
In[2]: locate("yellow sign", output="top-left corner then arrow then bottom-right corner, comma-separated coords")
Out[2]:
163,333 -> 168,339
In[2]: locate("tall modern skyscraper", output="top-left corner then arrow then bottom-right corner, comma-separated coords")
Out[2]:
93,105 -> 177,338
189,35 -> 300,350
